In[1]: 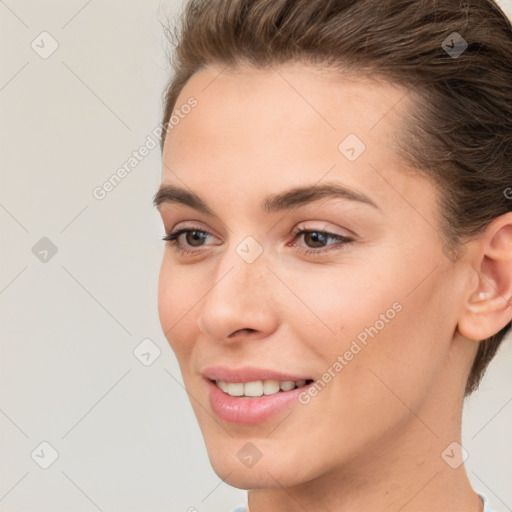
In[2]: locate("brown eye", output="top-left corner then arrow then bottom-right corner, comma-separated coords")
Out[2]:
162,227 -> 215,254
303,231 -> 329,248
291,228 -> 354,256
184,230 -> 208,246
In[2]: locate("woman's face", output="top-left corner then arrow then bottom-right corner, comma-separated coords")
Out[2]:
156,63 -> 474,488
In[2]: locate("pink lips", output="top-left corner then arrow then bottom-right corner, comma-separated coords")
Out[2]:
202,365 -> 314,425
201,365 -> 312,383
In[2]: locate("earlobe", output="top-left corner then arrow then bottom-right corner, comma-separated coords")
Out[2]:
457,213 -> 512,341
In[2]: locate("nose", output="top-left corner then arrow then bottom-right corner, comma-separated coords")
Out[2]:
196,246 -> 279,343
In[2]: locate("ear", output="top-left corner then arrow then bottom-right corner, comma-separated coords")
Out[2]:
457,212 -> 512,341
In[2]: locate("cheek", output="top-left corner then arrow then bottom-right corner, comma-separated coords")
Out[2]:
157,257 -> 194,353
289,260 -> 449,396
337,274 -> 452,417
157,259 -> 173,334
285,264 -> 400,344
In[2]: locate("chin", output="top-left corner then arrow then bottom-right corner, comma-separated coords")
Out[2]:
211,462 -> 302,490
206,444 -> 318,490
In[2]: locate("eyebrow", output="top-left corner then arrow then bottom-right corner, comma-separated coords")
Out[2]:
152,181 -> 380,214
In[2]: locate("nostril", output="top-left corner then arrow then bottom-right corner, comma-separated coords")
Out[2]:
230,328 -> 256,337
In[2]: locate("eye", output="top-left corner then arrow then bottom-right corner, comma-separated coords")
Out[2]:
161,225 -> 354,256
290,227 -> 354,255
162,227 -> 215,255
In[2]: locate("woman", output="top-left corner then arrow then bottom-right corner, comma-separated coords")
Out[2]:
153,1 -> 512,510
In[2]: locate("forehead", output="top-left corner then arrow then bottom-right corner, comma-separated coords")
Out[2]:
170,63 -> 412,134
161,63 -> 434,219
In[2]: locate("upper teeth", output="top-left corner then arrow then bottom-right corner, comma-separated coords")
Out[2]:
216,379 -> 307,397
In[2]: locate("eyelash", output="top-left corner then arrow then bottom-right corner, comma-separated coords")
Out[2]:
161,226 -> 354,256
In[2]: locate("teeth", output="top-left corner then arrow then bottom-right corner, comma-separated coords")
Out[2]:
263,380 -> 280,395
279,380 -> 295,391
215,379 -> 309,397
244,381 -> 263,397
226,382 -> 244,396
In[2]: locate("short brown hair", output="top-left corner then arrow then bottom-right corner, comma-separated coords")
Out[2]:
159,0 -> 512,395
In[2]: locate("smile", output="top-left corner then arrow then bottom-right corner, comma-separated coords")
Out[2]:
214,379 -> 313,397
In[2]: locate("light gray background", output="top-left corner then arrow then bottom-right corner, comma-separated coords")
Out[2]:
1,1 -> 511,511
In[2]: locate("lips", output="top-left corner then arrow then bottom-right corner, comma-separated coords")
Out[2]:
201,365 -> 315,425
201,365 -> 312,383
206,378 -> 313,425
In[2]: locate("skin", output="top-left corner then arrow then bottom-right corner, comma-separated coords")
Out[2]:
155,63 -> 512,512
